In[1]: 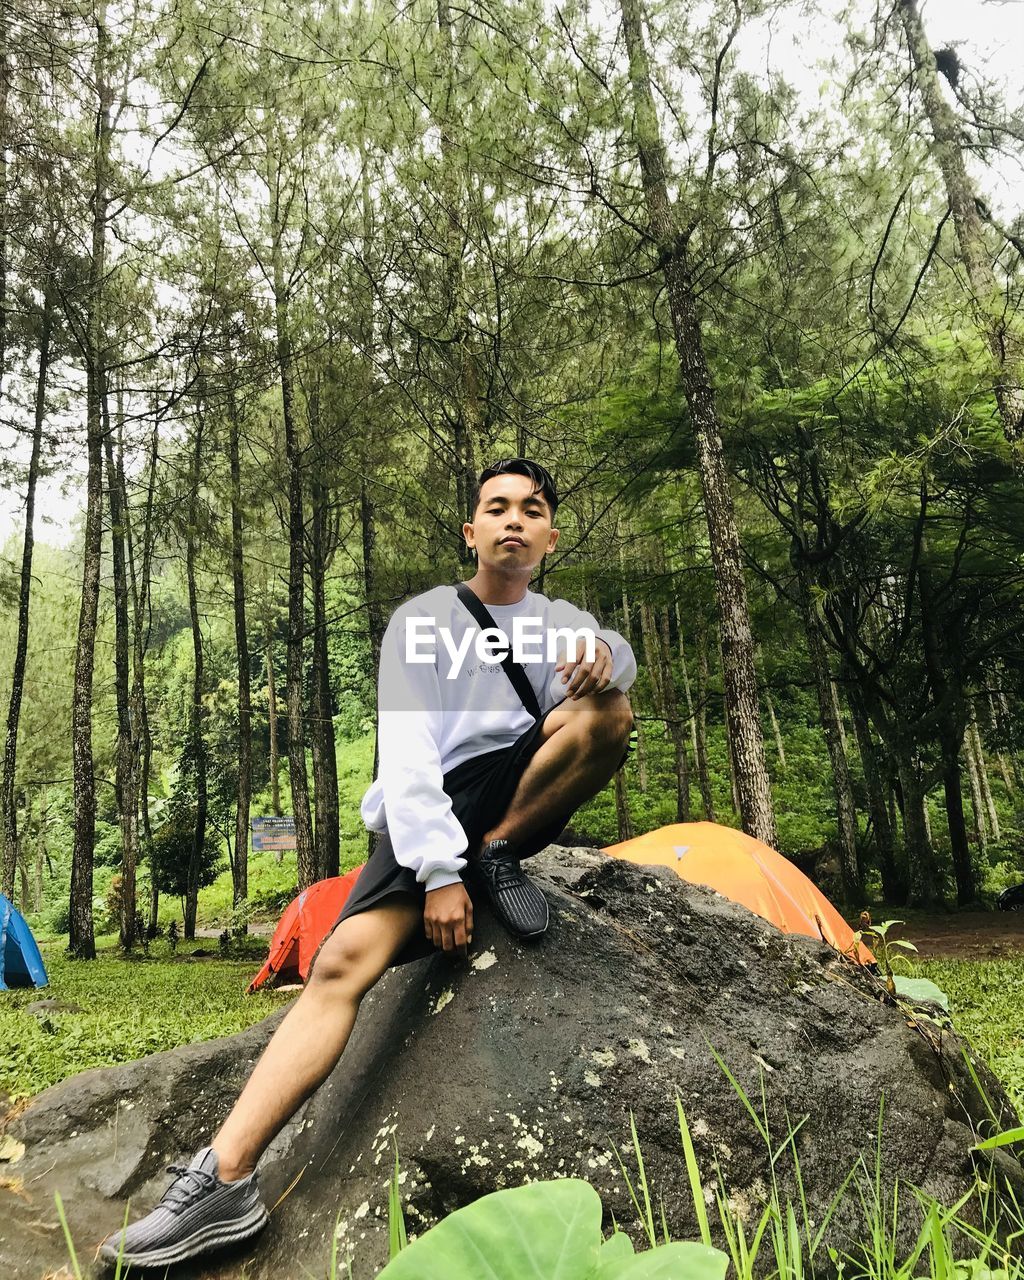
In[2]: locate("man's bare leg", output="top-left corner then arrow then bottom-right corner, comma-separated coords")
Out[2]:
212,896 -> 422,1182
477,688 -> 633,853
211,694 -> 630,1182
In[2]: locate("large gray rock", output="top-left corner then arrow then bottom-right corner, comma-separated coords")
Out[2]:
1,848 -> 1021,1279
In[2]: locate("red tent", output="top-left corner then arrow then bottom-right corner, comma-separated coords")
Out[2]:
248,867 -> 364,993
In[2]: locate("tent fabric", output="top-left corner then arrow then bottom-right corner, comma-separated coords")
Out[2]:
248,868 -> 364,993
0,893 -> 48,990
604,822 -> 873,965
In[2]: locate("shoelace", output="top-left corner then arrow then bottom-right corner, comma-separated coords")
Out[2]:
484,855 -> 531,894
160,1164 -> 218,1212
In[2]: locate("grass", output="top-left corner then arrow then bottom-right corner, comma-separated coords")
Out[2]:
0,935 -> 293,1102
917,956 -> 1024,1112
359,1079 -> 1023,1280
604,1079 -> 1023,1280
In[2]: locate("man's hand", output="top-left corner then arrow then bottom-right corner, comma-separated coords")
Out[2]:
556,636 -> 613,700
424,882 -> 474,956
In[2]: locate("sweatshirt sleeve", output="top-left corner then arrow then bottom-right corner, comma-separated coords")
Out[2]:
368,606 -> 469,892
548,598 -> 638,695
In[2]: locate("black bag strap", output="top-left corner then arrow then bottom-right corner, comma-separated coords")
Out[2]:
455,582 -> 543,722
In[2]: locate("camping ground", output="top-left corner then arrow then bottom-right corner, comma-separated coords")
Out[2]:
4,897 -> 1023,1113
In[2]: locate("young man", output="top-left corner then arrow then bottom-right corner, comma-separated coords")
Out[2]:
101,458 -> 636,1268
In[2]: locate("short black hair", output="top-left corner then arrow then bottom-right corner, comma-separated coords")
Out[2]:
473,458 -> 559,520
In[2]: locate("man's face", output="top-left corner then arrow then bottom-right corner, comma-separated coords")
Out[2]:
464,473 -> 559,570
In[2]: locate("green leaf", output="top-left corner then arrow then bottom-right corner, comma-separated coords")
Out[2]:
676,1094 -> 713,1248
972,1126 -> 1024,1151
388,1141 -> 407,1257
612,1242 -> 730,1279
592,1230 -> 635,1277
377,1179 -> 602,1279
892,975 -> 949,1010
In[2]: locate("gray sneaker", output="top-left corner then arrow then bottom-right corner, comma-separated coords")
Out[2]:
99,1146 -> 268,1268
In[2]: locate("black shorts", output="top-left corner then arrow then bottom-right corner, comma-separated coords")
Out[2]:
327,705 -> 628,968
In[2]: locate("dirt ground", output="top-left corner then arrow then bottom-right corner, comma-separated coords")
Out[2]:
884,909 -> 1024,960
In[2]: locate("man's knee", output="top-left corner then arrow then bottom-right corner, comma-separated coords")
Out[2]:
578,688 -> 633,748
307,926 -> 379,999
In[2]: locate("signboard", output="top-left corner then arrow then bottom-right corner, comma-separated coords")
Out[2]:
251,816 -> 297,852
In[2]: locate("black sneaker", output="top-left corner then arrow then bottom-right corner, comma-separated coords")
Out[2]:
475,839 -> 549,938
99,1146 -> 268,1268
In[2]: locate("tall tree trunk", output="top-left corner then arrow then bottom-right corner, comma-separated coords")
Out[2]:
0,5 -> 9,393
620,554 -> 647,793
361,471 -> 384,803
986,688 -> 1015,798
1,288 -> 51,901
436,0 -> 479,545
35,787 -> 46,911
757,650 -> 786,772
614,768 -> 633,842
267,150 -> 315,890
917,552 -> 974,904
266,634 -> 282,820
126,405 -> 159,935
830,681 -> 848,754
184,412 -> 208,940
639,597 -> 665,736
309,460 -> 340,881
847,682 -> 903,902
692,616 -> 716,821
939,742 -> 973,906
799,571 -> 860,903
993,669 -> 1024,792
894,749 -> 941,908
659,607 -> 690,821
103,390 -> 139,947
357,120 -> 384,809
620,0 -> 776,846
228,392 -> 251,931
619,548 -> 632,645
676,609 -> 700,762
969,708 -> 1000,841
964,733 -> 988,850
899,0 -> 1024,474
70,7 -> 112,957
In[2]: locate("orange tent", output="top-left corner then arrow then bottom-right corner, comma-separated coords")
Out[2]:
248,867 -> 365,992
604,822 -> 873,964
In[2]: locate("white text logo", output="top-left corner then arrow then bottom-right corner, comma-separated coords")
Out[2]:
405,617 -> 597,679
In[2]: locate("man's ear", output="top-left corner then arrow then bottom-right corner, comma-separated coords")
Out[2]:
546,527 -> 560,553
462,519 -> 475,551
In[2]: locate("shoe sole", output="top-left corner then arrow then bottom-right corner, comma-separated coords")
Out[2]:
99,1201 -> 269,1267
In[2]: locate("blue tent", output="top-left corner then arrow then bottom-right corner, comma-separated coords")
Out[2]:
0,893 -> 48,990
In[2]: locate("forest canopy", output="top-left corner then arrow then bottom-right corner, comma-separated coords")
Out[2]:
0,0 -> 1021,957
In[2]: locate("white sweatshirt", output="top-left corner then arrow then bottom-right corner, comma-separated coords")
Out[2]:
359,583 -> 637,892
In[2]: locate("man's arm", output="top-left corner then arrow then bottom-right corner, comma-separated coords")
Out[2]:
369,606 -> 476,955
548,599 -> 638,701
372,606 -> 468,891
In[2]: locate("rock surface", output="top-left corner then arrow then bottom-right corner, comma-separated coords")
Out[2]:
1,847 -> 1021,1279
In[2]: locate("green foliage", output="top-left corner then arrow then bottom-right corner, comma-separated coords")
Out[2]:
916,957 -> 1024,1110
973,1126 -> 1024,1153
0,939 -> 292,1101
149,803 -> 224,901
891,974 -> 950,1010
377,1178 -> 728,1280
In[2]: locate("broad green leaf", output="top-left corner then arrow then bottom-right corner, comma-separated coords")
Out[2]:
615,1242 -> 730,1279
378,1179 -> 602,1280
592,1229 -> 635,1278
973,1126 -> 1024,1151
892,975 -> 949,1010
